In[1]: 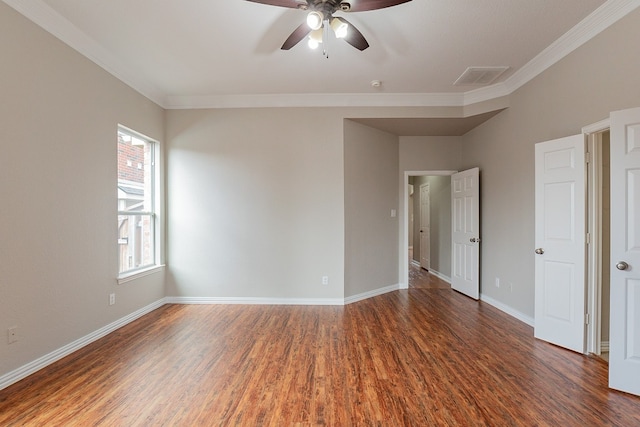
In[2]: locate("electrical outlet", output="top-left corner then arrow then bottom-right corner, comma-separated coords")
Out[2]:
321,276 -> 329,285
109,293 -> 116,306
495,277 -> 500,288
7,327 -> 17,344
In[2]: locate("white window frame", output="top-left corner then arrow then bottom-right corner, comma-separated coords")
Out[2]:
117,125 -> 163,283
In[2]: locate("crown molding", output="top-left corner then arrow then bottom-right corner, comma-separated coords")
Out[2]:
5,0 -> 639,109
3,0 -> 166,106
502,0 -> 640,94
163,92 -> 466,109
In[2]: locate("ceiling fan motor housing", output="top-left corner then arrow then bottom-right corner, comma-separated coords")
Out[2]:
304,0 -> 350,15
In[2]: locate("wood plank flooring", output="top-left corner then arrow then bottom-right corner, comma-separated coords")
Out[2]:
1,283 -> 639,425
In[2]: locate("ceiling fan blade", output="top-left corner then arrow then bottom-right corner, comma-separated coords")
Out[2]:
281,23 -> 312,50
345,0 -> 412,12
245,0 -> 307,9
336,17 -> 369,51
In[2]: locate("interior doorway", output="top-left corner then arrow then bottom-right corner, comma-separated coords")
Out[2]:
586,128 -> 611,361
404,172 -> 455,288
419,183 -> 431,270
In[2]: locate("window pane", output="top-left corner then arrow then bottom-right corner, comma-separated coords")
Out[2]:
118,128 -> 157,275
118,214 -> 155,274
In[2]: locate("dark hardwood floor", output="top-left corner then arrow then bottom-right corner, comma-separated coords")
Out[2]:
1,278 -> 639,425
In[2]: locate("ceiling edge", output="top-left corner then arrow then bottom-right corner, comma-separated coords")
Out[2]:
502,0 -> 640,95
2,0 -> 166,106
5,0 -> 639,110
163,93 -> 466,110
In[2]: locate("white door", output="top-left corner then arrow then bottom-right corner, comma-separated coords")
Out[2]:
419,183 -> 430,270
609,107 -> 640,396
534,135 -> 586,354
451,168 -> 480,300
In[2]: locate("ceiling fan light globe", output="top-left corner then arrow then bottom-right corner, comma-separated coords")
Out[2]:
330,18 -> 348,38
307,38 -> 320,49
309,28 -> 323,43
306,11 -> 324,30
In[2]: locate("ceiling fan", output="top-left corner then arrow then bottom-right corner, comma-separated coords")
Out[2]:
246,0 -> 412,52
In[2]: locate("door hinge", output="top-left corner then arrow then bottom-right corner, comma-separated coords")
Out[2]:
586,232 -> 591,244
586,152 -> 591,164
585,313 -> 590,325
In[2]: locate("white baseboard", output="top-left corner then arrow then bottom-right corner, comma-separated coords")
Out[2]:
479,294 -> 535,327
0,298 -> 167,391
428,269 -> 452,284
1,287 -> 529,393
344,284 -> 399,305
166,296 -> 344,306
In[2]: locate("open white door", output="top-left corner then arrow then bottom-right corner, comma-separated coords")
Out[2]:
609,107 -> 640,396
451,168 -> 480,300
534,135 -> 586,353
419,183 -> 430,270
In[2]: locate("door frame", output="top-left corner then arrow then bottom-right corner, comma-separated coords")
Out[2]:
419,182 -> 431,270
400,170 -> 457,289
582,118 -> 610,356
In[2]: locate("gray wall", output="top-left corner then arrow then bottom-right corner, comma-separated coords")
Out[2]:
461,7 -> 640,317
4,0 -> 640,383
398,136 -> 462,285
0,3 -> 165,377
344,120 -> 399,297
165,108 -> 346,300
601,132 -> 610,343
411,175 -> 452,278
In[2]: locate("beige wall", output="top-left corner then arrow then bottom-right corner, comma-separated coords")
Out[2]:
344,120 -> 399,297
398,136 -> 462,285
165,108 -> 346,300
4,0 -> 640,385
601,132 -> 610,343
0,3 -> 165,377
411,175 -> 452,278
461,7 -> 640,317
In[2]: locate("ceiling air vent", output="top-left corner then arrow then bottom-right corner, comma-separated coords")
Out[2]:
454,66 -> 509,86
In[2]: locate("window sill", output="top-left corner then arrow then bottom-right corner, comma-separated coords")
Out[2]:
118,265 -> 165,285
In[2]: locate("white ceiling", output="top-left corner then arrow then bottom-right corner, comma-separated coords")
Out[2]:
5,0 -> 638,113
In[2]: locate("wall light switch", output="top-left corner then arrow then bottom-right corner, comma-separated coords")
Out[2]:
391,209 -> 397,218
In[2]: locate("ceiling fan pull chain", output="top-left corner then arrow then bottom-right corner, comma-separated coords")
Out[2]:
323,19 -> 329,58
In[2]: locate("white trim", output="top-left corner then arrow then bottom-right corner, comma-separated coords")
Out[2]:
165,92 -> 465,110
586,132 -> 603,355
1,0 -> 165,106
3,0 -> 638,109
583,118 -> 611,135
480,294 -> 535,327
428,269 -> 452,284
0,288 -> 536,392
400,171 -> 458,290
0,298 -> 167,391
117,265 -> 165,285
344,284 -> 399,305
166,296 -> 344,306
502,0 -> 640,97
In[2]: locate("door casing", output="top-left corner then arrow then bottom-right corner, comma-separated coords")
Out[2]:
400,171 -> 457,289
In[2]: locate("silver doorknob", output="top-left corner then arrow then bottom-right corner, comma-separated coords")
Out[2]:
535,248 -> 544,255
616,261 -> 629,271
470,238 -> 476,243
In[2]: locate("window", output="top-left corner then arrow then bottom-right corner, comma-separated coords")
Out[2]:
117,127 -> 160,277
